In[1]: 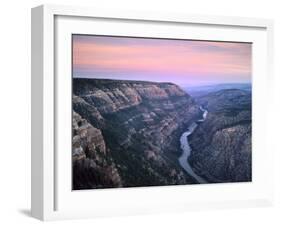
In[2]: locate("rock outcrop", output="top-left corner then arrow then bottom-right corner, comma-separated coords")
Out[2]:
72,78 -> 202,189
72,112 -> 122,189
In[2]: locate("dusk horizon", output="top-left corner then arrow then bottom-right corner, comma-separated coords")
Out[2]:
73,35 -> 252,86
73,76 -> 251,89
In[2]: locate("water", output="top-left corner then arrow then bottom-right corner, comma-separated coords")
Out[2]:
178,107 -> 208,184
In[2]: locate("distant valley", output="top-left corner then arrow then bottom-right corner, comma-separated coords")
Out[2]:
182,83 -> 251,98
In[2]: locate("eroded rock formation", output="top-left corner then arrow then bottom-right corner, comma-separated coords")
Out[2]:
72,78 -> 202,189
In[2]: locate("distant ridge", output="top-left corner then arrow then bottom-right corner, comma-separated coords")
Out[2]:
182,83 -> 251,98
73,77 -> 175,86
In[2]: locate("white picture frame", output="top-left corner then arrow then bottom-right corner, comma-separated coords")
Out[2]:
31,4 -> 274,221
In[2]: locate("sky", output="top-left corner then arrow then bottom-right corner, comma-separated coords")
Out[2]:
72,35 -> 252,87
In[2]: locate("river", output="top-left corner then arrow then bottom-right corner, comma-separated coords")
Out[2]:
178,106 -> 208,184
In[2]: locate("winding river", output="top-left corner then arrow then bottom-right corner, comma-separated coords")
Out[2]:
178,106 -> 208,184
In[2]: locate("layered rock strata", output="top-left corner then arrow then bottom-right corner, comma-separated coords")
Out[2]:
72,78 -> 202,189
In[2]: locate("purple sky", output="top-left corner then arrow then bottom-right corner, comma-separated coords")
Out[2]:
73,35 -> 252,86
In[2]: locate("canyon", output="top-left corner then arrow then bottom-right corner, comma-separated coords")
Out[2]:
72,78 -> 252,189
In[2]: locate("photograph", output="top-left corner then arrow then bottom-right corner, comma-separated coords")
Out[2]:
71,34 -> 252,190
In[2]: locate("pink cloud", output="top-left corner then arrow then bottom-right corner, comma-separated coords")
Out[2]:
72,35 -> 251,82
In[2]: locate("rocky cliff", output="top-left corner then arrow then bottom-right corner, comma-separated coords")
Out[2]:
188,89 -> 252,183
72,78 -> 202,189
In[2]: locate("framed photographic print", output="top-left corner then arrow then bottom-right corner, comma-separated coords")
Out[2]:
31,4 -> 274,221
